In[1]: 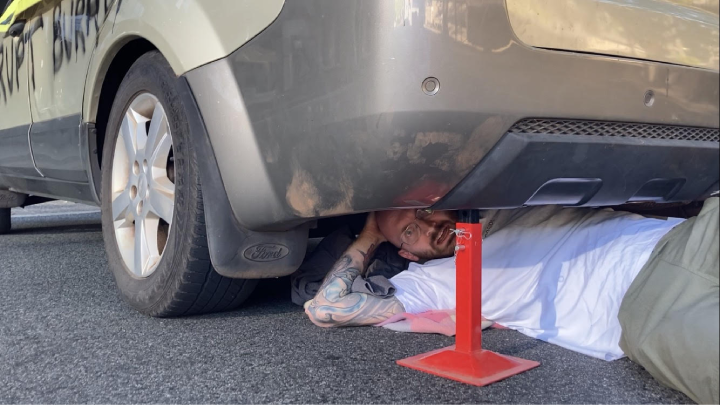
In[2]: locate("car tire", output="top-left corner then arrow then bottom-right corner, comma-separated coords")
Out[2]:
100,51 -> 257,317
0,208 -> 10,234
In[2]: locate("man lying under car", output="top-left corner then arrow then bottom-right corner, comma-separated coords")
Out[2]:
297,199 -> 719,404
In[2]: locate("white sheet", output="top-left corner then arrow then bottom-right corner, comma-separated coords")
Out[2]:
390,206 -> 684,360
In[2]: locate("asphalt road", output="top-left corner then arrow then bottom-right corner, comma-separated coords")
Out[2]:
0,202 -> 692,403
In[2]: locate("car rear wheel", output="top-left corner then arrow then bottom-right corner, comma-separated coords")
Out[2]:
100,51 -> 257,317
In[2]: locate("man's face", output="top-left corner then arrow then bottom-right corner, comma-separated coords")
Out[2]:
375,209 -> 458,262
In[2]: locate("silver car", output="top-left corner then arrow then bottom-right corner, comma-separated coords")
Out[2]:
0,0 -> 718,316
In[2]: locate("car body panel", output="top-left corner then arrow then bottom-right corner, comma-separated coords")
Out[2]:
82,0 -> 285,123
0,126 -> 37,178
0,23 -> 37,178
0,32 -> 31,131
0,0 -> 718,279
187,0 -> 719,231
29,115 -> 86,182
26,0 -> 109,122
112,0 -> 285,74
506,0 -> 719,71
23,0 -> 112,183
1,0 -> 120,199
1,0 -> 285,197
0,0 -> 117,193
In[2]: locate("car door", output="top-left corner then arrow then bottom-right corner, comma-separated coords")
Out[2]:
0,0 -> 40,179
26,0 -> 114,182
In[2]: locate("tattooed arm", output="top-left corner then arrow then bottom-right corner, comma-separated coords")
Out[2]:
304,213 -> 405,328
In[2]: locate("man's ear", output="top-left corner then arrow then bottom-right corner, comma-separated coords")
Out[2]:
398,249 -> 420,262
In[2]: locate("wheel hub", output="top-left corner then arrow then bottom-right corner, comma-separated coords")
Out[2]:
110,93 -> 175,278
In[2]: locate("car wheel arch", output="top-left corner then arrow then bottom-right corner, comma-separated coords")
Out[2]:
84,37 -> 310,280
80,37 -> 158,204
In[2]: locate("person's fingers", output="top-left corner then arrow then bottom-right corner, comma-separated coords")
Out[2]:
365,212 -> 377,227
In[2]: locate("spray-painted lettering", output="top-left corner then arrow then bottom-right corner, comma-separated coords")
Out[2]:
52,0 -> 113,73
0,0 -> 115,104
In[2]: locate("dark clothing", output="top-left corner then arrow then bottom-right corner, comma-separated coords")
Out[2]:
290,225 -> 408,306
619,197 -> 719,404
351,275 -> 397,297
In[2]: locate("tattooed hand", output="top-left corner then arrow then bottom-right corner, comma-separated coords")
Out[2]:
304,217 -> 404,328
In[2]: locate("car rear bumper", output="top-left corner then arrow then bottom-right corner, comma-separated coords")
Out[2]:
185,0 -> 719,231
434,119 -> 719,210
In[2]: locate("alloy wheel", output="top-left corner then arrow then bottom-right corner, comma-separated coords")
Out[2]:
110,93 -> 175,278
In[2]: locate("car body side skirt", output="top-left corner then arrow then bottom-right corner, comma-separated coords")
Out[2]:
0,115 -> 100,205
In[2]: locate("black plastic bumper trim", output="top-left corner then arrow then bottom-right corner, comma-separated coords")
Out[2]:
433,132 -> 720,210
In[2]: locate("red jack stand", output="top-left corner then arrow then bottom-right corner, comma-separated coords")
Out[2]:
397,216 -> 539,386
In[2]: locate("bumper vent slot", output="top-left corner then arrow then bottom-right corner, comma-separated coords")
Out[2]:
510,119 -> 719,142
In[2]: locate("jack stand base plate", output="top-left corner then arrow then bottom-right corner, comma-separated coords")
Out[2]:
398,345 -> 540,386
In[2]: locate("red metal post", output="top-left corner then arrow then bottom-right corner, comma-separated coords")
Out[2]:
397,221 -> 539,386
455,222 -> 483,353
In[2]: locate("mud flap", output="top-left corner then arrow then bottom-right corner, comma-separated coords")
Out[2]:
176,76 -> 309,279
